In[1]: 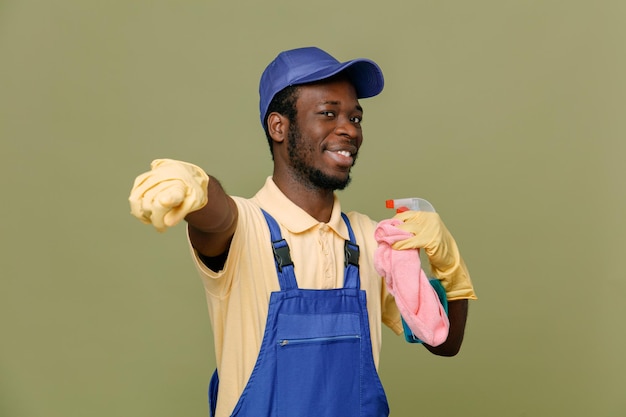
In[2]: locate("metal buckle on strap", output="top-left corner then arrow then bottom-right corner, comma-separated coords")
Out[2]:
272,240 -> 293,272
344,241 -> 360,267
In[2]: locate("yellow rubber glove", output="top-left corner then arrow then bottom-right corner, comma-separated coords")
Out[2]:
392,211 -> 477,301
128,159 -> 209,232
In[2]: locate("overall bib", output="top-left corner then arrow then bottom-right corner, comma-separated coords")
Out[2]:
209,210 -> 389,417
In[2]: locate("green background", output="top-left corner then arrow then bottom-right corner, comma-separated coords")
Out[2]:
1,1 -> 625,416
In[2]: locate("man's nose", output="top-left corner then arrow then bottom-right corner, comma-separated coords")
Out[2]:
334,116 -> 359,139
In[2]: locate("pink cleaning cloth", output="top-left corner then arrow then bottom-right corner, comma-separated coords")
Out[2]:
374,219 -> 449,346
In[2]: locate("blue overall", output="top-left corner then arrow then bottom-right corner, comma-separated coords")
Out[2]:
209,210 -> 389,417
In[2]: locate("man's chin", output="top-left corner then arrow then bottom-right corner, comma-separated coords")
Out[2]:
310,171 -> 352,191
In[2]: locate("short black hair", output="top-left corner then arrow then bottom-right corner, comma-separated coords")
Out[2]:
263,85 -> 300,158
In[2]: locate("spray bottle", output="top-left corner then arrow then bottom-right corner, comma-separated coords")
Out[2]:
384,197 -> 448,343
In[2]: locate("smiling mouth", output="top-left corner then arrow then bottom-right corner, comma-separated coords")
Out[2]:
326,149 -> 356,168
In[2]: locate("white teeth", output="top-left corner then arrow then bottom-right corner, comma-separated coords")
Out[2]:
336,151 -> 351,157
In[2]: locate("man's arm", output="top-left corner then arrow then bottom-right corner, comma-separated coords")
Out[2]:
186,176 -> 238,258
423,299 -> 468,357
129,159 -> 237,259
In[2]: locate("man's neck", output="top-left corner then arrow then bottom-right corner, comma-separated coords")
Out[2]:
272,175 -> 335,223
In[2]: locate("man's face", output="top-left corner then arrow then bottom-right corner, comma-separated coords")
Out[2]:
286,78 -> 364,191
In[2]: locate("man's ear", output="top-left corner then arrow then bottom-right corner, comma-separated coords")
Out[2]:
267,112 -> 288,144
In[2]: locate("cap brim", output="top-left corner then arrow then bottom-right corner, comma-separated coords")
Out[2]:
291,58 -> 384,99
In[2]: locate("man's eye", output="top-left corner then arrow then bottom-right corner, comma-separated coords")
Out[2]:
322,111 -> 335,117
352,116 -> 363,124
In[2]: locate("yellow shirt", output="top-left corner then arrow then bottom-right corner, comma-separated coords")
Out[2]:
188,177 -> 402,417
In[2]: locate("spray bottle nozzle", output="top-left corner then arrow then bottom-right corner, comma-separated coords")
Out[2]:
385,198 -> 436,213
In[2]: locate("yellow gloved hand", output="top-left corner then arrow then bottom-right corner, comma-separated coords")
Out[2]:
128,159 -> 209,232
392,210 -> 477,301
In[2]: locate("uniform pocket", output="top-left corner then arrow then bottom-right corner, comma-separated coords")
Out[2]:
276,313 -> 362,417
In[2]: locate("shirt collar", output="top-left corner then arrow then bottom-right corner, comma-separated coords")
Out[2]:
252,177 -> 350,240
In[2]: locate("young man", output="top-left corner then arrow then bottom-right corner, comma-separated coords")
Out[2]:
129,47 -> 476,417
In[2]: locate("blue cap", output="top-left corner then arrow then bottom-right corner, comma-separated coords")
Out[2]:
259,47 -> 384,127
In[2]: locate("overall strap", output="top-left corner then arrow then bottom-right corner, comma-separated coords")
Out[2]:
261,209 -> 298,291
261,209 -> 361,291
341,213 -> 361,290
